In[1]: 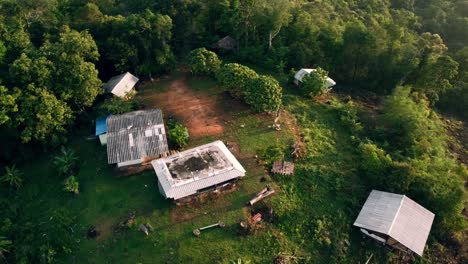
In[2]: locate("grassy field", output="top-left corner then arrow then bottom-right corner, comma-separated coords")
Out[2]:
12,72 -> 393,263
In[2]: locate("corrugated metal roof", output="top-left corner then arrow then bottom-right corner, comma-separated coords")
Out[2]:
294,68 -> 336,88
95,115 -> 110,136
106,109 -> 168,164
354,190 -> 435,256
151,141 -> 246,200
103,72 -> 139,98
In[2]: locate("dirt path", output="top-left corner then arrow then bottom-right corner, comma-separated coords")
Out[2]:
141,77 -> 225,137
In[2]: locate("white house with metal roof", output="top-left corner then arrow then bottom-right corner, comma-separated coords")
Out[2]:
103,72 -> 139,98
106,109 -> 168,167
354,190 -> 435,256
151,141 -> 246,200
294,68 -> 336,88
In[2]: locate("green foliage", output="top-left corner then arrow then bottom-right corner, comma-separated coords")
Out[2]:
97,95 -> 139,115
300,67 -> 329,97
245,75 -> 282,112
18,88 -> 74,144
382,86 -> 446,157
259,143 -> 286,167
101,10 -> 174,76
0,85 -> 19,125
311,216 -> 332,247
168,123 -> 189,149
0,235 -> 12,258
63,176 -> 79,195
216,63 -> 259,98
1,165 -> 23,189
53,146 -> 78,176
187,48 -> 221,76
414,55 -> 459,104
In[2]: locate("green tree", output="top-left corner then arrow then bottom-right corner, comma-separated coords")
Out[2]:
17,87 -> 73,144
0,85 -> 19,125
187,48 -> 221,76
245,75 -> 282,112
102,10 -> 174,77
414,55 -> 459,103
168,123 -> 189,149
0,165 -> 23,189
53,146 -> 78,176
300,68 -> 329,97
217,63 -> 258,98
63,176 -> 79,195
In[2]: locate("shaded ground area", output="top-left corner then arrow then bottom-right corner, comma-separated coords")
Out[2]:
140,76 -> 225,137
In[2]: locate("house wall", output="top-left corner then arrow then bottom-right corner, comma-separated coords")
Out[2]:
117,158 -> 142,168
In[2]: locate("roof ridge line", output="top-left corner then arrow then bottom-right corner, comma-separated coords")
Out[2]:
388,195 -> 405,234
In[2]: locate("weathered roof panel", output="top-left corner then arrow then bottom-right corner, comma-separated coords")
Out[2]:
106,109 -> 168,164
353,190 -> 434,256
103,72 -> 139,98
152,141 -> 246,200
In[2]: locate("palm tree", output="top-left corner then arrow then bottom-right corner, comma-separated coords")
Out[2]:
1,164 -> 23,189
63,176 -> 79,195
53,146 -> 78,176
0,236 -> 12,259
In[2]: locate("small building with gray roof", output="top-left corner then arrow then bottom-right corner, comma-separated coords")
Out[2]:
354,190 -> 435,256
106,109 -> 168,167
103,72 -> 139,98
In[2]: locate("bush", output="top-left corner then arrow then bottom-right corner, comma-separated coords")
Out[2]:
187,48 -> 221,77
245,75 -> 282,113
97,93 -> 139,115
259,144 -> 286,166
300,67 -> 329,97
63,176 -> 79,195
168,123 -> 189,148
216,63 -> 258,98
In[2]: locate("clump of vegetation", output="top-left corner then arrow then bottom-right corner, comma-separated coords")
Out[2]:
0,164 -> 23,189
259,143 -> 286,167
63,176 -> 79,195
97,93 -> 139,115
53,146 -> 78,176
217,63 -> 258,98
187,48 -> 221,76
245,75 -> 283,113
300,67 -> 329,97
168,123 -> 189,149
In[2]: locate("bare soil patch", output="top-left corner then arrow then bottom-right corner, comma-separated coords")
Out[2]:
140,77 -> 225,137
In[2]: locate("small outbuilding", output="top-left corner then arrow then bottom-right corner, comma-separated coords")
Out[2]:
212,36 -> 237,51
95,115 -> 110,145
103,72 -> 139,98
151,140 -> 246,200
354,190 -> 435,256
106,109 -> 169,167
294,68 -> 336,88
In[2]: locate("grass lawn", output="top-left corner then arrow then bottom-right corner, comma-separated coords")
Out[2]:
14,72 -> 389,263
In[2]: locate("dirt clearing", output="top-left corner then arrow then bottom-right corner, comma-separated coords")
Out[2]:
140,77 -> 225,137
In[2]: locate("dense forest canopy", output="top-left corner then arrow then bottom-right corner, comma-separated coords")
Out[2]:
0,0 -> 466,263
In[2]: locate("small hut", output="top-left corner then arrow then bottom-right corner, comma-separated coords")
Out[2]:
294,68 -> 336,88
271,160 -> 295,176
354,190 -> 435,256
212,36 -> 237,51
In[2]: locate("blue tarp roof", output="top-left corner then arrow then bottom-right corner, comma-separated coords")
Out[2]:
95,115 -> 110,136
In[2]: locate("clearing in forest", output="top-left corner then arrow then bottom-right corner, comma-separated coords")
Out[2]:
140,76 -> 225,137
